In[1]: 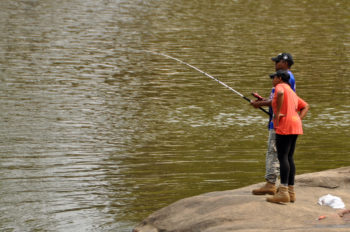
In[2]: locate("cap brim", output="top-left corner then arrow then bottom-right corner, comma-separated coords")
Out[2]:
269,74 -> 276,78
271,57 -> 279,62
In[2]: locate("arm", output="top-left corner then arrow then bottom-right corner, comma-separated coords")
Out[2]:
299,103 -> 309,120
250,99 -> 272,108
297,97 -> 309,120
274,90 -> 284,127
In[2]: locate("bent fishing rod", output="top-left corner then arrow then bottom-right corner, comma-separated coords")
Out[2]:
145,50 -> 270,116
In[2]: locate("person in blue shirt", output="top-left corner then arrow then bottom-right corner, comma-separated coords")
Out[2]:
250,53 -> 295,196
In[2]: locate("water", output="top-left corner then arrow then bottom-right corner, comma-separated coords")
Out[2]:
0,0 -> 349,231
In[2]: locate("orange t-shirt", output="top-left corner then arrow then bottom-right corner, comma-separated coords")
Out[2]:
272,83 -> 307,135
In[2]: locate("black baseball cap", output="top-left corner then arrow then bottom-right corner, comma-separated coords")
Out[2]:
271,53 -> 294,66
269,70 -> 290,83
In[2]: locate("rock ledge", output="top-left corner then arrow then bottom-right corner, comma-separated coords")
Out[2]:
134,166 -> 350,232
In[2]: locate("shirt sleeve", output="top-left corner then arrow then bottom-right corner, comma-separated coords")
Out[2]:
297,96 -> 307,111
288,72 -> 296,92
275,84 -> 284,94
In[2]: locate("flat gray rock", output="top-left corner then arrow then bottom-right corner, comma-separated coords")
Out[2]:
133,166 -> 350,232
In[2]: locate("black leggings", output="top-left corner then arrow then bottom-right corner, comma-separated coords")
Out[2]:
275,134 -> 298,186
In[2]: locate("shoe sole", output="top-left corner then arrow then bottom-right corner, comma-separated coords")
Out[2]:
252,192 -> 276,195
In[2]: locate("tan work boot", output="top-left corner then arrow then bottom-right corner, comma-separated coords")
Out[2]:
266,186 -> 290,203
288,185 -> 295,203
252,182 -> 276,195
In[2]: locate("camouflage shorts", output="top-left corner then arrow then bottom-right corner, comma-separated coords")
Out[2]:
265,129 -> 280,183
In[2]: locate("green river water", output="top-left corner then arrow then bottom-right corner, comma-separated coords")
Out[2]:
0,0 -> 349,231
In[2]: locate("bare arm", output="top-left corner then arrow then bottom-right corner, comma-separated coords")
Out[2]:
299,103 -> 309,120
274,90 -> 284,127
250,99 -> 272,108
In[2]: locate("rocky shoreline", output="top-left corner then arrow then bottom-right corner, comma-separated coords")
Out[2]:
133,166 -> 350,232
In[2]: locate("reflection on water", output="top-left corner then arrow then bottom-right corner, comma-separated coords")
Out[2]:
0,0 -> 349,231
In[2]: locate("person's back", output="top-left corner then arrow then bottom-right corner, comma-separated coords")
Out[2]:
272,82 -> 306,135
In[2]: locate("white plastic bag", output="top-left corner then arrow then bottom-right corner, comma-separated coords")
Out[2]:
318,194 -> 345,209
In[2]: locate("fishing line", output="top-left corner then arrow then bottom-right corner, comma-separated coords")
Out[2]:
144,50 -> 270,116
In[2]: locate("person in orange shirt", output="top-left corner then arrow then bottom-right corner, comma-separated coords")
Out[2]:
266,70 -> 309,204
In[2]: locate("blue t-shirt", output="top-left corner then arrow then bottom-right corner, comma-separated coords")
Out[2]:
268,70 -> 295,130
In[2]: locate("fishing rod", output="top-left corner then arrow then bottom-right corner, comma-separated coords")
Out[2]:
145,50 -> 270,116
